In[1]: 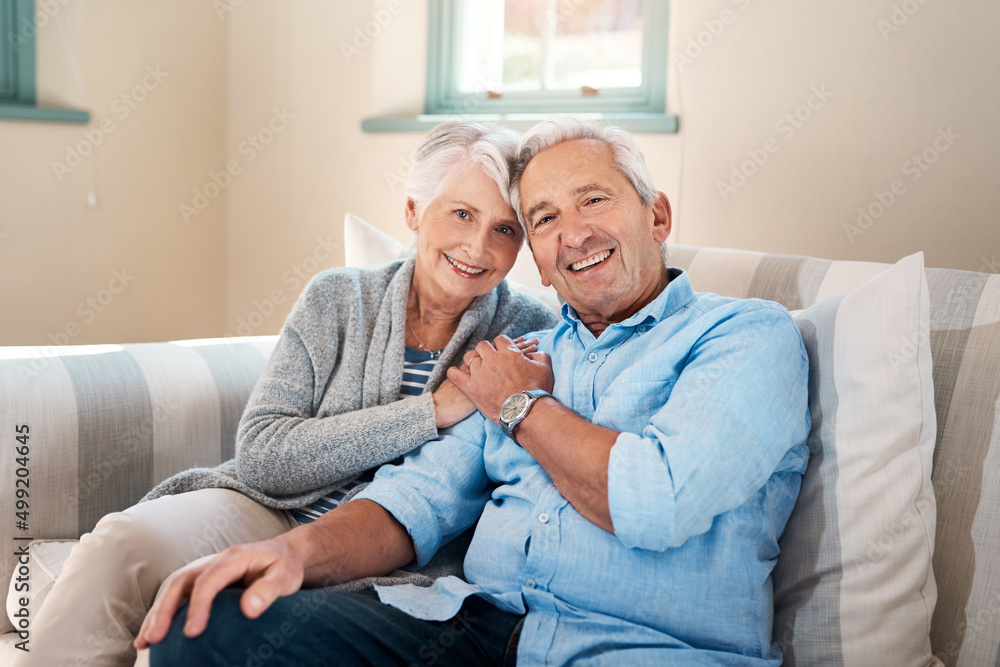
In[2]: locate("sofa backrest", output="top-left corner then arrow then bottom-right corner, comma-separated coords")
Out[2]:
0,336 -> 278,635
671,245 -> 1000,666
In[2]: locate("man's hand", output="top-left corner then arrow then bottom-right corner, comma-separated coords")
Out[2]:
447,335 -> 553,424
434,336 -> 540,428
134,538 -> 305,649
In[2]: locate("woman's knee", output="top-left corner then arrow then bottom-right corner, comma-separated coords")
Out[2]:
81,508 -> 179,566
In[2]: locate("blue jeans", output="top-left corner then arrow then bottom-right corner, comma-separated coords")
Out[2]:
149,587 -> 524,666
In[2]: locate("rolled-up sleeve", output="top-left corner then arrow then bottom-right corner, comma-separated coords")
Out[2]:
607,304 -> 810,551
355,413 -> 494,567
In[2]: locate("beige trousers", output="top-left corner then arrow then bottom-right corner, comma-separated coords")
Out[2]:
14,488 -> 297,667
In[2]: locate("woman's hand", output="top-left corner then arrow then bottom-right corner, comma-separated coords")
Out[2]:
433,336 -> 539,429
134,539 -> 305,649
433,378 -> 477,429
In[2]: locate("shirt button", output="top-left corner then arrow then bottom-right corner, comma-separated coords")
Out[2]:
538,513 -> 549,524
525,579 -> 537,589
588,352 -> 598,362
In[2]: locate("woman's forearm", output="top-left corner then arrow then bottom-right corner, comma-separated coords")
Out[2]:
236,397 -> 439,495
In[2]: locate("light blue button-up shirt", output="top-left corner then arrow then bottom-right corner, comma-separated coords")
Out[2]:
356,269 -> 810,666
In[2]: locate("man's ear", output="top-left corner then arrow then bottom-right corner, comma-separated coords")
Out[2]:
532,253 -> 552,287
404,197 -> 420,231
650,192 -> 672,243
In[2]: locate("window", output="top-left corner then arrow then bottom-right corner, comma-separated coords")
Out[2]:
426,0 -> 673,128
1,0 -> 35,105
0,0 -> 87,123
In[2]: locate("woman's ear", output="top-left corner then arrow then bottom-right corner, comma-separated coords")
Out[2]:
404,197 -> 420,231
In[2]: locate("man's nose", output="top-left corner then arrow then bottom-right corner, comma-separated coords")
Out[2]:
561,209 -> 593,248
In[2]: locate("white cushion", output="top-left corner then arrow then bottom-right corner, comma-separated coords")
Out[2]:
343,212 -> 412,269
6,540 -> 78,630
773,252 -> 940,666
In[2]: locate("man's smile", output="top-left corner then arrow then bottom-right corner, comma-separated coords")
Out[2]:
569,249 -> 613,272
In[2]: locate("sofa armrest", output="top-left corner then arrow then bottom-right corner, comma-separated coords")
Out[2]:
0,336 -> 276,635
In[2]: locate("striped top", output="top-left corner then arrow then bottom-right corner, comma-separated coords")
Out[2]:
290,347 -> 441,524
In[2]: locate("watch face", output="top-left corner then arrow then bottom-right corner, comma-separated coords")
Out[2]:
501,393 -> 528,423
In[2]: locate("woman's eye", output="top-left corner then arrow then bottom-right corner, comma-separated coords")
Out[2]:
455,210 -> 470,219
497,225 -> 514,236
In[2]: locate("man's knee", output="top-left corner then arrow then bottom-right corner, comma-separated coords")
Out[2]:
150,588 -> 397,666
149,589 -> 250,666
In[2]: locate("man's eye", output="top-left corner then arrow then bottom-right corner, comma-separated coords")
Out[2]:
586,197 -> 604,205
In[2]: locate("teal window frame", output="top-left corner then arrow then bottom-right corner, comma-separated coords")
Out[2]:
0,0 -> 88,123
362,0 -> 676,133
1,0 -> 35,104
426,0 -> 671,117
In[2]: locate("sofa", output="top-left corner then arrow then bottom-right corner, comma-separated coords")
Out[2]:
2,241 -> 998,665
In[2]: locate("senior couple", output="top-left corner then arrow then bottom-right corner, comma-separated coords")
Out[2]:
20,117 -> 810,666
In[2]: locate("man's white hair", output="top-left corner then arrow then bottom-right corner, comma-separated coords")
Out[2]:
406,121 -> 521,213
509,115 -> 659,229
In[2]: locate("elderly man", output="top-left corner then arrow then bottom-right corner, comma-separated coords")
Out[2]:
140,117 -> 810,666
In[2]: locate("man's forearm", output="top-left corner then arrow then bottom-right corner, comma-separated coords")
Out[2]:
516,399 -> 620,533
286,498 -> 417,587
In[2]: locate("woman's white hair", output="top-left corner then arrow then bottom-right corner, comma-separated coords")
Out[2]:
406,121 -> 521,214
510,115 -> 658,229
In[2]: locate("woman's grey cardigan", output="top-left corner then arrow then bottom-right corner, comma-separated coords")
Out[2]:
144,257 -> 557,512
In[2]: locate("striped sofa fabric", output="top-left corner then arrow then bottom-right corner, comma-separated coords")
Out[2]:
0,337 -> 278,639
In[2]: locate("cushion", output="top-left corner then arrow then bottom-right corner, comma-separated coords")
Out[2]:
772,252 -> 939,665
343,212 -> 412,268
342,212 -> 561,312
6,540 -> 77,629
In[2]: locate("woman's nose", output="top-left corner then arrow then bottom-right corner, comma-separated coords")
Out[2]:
462,228 -> 490,263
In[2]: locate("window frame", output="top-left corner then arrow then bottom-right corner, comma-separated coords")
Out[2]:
0,0 -> 88,123
425,0 -> 670,116
1,0 -> 36,105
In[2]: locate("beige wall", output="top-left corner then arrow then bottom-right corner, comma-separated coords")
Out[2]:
224,0 -> 1000,341
4,0 -> 997,345
671,0 -> 1000,269
0,0 -> 228,345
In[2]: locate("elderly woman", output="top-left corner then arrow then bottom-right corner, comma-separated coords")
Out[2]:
18,122 -> 557,667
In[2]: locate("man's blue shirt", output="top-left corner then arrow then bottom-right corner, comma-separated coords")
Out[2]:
356,269 -> 811,666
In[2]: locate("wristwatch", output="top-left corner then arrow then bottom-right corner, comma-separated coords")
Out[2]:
499,389 -> 553,445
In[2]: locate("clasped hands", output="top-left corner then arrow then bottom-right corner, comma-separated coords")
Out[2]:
447,335 -> 554,425
433,335 -> 552,427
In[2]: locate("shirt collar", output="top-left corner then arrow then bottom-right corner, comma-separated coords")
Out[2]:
559,268 -> 694,332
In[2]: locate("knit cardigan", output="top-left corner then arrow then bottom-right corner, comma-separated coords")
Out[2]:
144,257 -> 558,510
